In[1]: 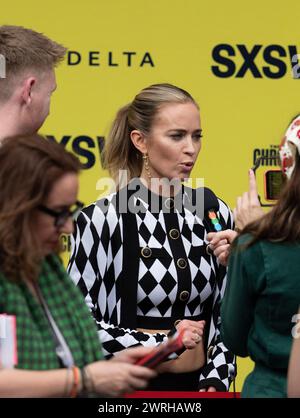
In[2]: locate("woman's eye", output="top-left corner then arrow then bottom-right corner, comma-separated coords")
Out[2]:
169,132 -> 202,141
169,133 -> 184,140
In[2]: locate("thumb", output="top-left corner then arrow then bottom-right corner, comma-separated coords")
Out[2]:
207,232 -> 216,242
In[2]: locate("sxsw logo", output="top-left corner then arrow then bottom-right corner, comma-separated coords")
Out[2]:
211,44 -> 300,79
46,135 -> 105,169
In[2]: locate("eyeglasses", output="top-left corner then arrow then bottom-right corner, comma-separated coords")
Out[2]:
38,200 -> 84,228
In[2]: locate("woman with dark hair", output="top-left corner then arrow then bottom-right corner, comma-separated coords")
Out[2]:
68,83 -> 235,391
0,135 -> 156,397
220,115 -> 300,397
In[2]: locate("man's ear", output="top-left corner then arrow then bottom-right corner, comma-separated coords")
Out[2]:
20,77 -> 36,104
130,130 -> 148,154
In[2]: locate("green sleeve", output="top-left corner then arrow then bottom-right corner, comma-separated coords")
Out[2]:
220,236 -> 266,357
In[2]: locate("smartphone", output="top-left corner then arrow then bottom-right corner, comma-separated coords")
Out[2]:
135,331 -> 184,368
252,157 -> 285,205
264,170 -> 285,201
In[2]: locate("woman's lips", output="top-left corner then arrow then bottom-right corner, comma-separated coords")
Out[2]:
180,162 -> 194,172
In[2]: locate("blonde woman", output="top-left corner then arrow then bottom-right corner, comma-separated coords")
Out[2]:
68,84 -> 235,391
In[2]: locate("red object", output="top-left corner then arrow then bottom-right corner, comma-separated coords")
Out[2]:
135,331 -> 184,368
208,211 -> 217,219
69,366 -> 80,398
125,391 -> 240,398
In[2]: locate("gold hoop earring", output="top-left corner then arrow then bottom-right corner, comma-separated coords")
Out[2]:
142,153 -> 152,180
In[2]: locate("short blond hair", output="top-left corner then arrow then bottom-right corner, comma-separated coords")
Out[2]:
0,25 -> 67,101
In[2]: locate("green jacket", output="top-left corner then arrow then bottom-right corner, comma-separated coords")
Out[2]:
0,254 -> 103,370
221,235 -> 300,397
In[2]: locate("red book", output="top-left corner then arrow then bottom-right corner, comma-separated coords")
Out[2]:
135,331 -> 184,368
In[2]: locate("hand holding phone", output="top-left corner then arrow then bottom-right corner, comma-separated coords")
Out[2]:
135,331 -> 184,369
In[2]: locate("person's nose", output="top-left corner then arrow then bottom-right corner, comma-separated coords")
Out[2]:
183,135 -> 197,156
59,216 -> 74,235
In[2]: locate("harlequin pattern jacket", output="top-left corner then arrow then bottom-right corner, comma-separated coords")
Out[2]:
68,180 -> 235,391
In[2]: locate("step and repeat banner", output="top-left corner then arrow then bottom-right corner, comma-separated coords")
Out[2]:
2,0 -> 300,392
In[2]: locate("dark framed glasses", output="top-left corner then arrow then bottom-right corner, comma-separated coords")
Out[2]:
38,200 -> 84,228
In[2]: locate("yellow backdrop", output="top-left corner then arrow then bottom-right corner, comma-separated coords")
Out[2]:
3,0 -> 300,392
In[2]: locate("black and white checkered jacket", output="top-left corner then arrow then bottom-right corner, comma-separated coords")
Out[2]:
68,180 -> 235,391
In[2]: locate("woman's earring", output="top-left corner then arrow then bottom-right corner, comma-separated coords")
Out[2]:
142,153 -> 152,180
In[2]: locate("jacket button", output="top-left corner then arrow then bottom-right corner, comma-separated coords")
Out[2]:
207,345 -> 214,359
206,245 -> 213,256
177,258 -> 187,269
179,290 -> 190,301
141,246 -> 152,258
169,228 -> 180,240
164,197 -> 174,210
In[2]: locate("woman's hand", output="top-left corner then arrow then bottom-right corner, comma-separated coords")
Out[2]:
111,345 -> 159,364
156,320 -> 206,374
207,230 -> 238,266
199,386 -> 217,392
234,169 -> 264,231
86,358 -> 157,397
207,169 -> 264,266
176,319 -> 205,349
